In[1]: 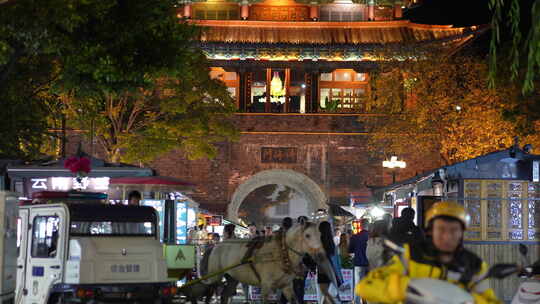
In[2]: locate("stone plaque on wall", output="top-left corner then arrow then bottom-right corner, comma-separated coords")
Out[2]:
261,147 -> 297,163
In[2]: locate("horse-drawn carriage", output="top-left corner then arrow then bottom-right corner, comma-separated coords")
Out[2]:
176,221 -> 342,304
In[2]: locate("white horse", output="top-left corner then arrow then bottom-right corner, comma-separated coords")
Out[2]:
203,221 -> 339,304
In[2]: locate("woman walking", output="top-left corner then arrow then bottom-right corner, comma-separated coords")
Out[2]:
318,221 -> 344,304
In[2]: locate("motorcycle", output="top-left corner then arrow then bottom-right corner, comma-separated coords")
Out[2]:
511,244 -> 540,304
383,239 -> 519,304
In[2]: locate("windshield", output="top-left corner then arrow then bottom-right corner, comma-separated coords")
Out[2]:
70,221 -> 155,236
67,204 -> 157,237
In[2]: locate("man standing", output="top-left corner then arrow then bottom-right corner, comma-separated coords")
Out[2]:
127,190 -> 141,206
348,218 -> 369,304
389,207 -> 424,245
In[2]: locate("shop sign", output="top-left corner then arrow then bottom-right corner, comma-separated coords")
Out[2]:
261,147 -> 297,163
338,269 -> 354,301
28,177 -> 109,193
164,245 -> 195,269
249,286 -> 278,301
209,215 -> 223,226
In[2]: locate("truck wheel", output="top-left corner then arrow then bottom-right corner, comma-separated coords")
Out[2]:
47,294 -> 62,304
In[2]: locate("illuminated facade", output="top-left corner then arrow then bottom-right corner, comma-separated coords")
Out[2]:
151,1 -> 486,219
180,0 -> 485,114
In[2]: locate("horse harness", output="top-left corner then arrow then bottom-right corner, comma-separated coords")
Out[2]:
242,231 -> 305,283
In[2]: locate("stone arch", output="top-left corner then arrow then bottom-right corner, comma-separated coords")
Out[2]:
227,169 -> 327,222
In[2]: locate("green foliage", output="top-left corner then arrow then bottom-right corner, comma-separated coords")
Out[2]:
368,55 -> 517,167
489,0 -> 540,94
0,0 -> 237,162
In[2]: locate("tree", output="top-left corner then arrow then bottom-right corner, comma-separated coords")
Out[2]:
489,0 -> 539,93
63,52 -> 237,163
0,0 -> 116,159
1,0 -> 237,162
367,55 -> 517,169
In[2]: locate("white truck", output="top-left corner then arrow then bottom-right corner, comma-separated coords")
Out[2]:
0,190 -> 176,304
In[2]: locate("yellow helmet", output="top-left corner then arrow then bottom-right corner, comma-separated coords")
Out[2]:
425,201 -> 470,228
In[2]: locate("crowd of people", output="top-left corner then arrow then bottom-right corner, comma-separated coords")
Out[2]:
185,200 -> 501,304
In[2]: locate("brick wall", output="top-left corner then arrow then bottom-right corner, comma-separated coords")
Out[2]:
65,114 -> 441,215
150,114 -> 384,213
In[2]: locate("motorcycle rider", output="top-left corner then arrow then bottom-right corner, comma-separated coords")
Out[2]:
355,201 -> 501,304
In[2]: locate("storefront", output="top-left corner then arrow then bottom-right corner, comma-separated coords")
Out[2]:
6,156 -> 153,199
378,144 -> 540,301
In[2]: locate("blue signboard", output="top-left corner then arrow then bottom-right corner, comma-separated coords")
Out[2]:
176,201 -> 188,244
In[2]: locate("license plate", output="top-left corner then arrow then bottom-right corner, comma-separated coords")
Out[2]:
104,292 -> 125,299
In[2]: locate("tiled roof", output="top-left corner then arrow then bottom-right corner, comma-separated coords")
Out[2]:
192,20 -> 487,45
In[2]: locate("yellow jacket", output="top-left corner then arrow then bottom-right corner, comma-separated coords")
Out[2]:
355,243 -> 501,304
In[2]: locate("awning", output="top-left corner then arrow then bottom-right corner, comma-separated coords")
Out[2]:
198,203 -> 228,215
328,203 -> 355,217
109,176 -> 195,193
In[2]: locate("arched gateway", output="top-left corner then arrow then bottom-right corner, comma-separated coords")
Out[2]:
227,169 -> 327,222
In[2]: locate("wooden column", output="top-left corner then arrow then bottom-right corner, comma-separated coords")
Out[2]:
265,68 -> 272,112
183,3 -> 192,19
304,73 -> 312,113
309,3 -> 319,21
394,3 -> 403,19
238,70 -> 247,112
284,68 -> 291,113
310,71 -> 319,113
367,0 -> 374,21
246,71 -> 252,111
241,0 -> 249,20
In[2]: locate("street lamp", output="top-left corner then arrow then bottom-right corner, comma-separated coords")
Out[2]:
431,170 -> 444,196
382,156 -> 406,184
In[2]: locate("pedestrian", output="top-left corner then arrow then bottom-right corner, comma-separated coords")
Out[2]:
338,232 -> 351,266
127,190 -> 141,206
282,217 -> 293,231
264,226 -> 273,237
381,213 -> 393,235
348,218 -> 369,304
333,228 -> 342,246
211,232 -> 220,244
389,207 -> 424,245
223,223 -> 236,240
318,221 -> 344,304
366,220 -> 386,270
247,222 -> 257,238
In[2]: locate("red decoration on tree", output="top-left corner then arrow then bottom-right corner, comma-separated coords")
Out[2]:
64,156 -> 92,182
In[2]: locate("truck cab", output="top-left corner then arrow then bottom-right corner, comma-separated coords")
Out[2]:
12,191 -> 175,304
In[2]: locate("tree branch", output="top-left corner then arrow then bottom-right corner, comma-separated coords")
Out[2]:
0,39 -> 25,92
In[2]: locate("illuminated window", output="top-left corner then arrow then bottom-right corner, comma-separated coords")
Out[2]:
320,73 -> 332,81
31,216 -> 60,258
335,71 -> 351,81
461,180 -> 539,241
356,73 -> 367,81
224,72 -> 237,81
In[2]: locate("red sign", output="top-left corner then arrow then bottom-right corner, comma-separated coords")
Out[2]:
209,215 -> 223,226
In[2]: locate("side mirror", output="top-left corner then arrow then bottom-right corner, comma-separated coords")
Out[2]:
519,243 -> 528,256
487,263 -> 520,279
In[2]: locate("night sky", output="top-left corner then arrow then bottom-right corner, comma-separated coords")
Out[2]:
405,0 -> 535,53
405,0 -> 491,27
